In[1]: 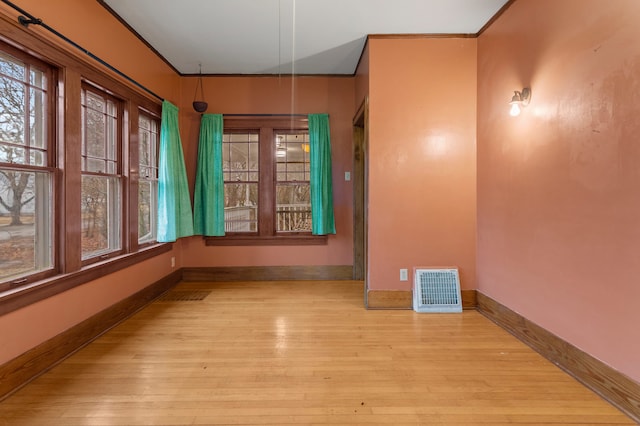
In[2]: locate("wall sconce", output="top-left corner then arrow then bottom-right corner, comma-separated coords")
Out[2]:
192,64 -> 208,113
509,87 -> 531,117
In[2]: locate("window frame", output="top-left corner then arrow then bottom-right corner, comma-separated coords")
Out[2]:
205,117 -> 327,246
0,18 -> 169,316
0,41 -> 57,290
80,82 -> 125,264
136,109 -> 160,246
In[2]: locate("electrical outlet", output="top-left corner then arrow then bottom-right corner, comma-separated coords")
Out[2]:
400,268 -> 408,281
345,171 -> 351,181
171,256 -> 175,268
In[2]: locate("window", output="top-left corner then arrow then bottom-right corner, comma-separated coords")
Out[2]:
222,131 -> 259,232
0,48 -> 54,284
81,85 -> 122,261
138,112 -> 159,244
208,117 -> 324,245
275,132 -> 311,232
0,25 -> 168,313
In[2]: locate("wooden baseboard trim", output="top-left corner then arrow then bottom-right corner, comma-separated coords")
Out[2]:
477,292 -> 640,423
0,269 -> 182,402
182,265 -> 354,281
367,289 -> 477,310
366,290 -> 412,309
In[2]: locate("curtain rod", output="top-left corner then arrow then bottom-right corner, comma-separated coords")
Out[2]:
1,0 -> 165,103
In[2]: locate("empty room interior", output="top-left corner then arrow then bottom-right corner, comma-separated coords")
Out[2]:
0,0 -> 639,424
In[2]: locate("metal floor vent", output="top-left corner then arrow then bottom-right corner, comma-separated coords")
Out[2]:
413,268 -> 462,313
157,290 -> 211,302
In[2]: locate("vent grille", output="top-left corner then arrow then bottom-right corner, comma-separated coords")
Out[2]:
413,268 -> 462,313
157,290 -> 211,302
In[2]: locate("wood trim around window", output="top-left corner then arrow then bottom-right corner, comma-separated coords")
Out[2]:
210,117 -> 321,245
0,10 -> 165,311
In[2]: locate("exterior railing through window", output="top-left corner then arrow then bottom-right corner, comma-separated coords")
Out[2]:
223,204 -> 311,233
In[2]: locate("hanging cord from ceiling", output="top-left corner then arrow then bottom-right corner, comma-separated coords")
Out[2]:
1,0 -> 164,103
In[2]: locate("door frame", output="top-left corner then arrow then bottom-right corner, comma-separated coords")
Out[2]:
352,97 -> 369,306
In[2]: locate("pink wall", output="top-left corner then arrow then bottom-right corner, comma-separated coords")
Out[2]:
0,0 -> 180,365
477,0 -> 640,382
367,37 -> 477,291
178,76 -> 355,267
0,0 -> 181,103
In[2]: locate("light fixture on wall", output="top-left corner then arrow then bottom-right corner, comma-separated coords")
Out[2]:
192,64 -> 208,113
509,87 -> 531,117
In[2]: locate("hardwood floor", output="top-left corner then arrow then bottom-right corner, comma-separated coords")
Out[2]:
0,281 -> 634,425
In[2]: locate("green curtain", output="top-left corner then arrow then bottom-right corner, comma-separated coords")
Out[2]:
194,114 -> 225,236
157,100 -> 194,242
308,113 -> 336,235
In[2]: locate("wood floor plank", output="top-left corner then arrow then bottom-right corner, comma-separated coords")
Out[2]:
0,280 -> 634,425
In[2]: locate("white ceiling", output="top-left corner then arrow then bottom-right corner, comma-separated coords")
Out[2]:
101,0 -> 510,75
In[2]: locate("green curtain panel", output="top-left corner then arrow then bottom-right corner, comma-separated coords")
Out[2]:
308,113 -> 336,235
194,114 -> 225,236
157,100 -> 194,242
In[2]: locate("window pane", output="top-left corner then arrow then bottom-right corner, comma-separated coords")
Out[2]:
139,129 -> 150,168
1,146 -> 25,164
29,67 -> 46,90
230,145 -> 249,169
29,88 -> 47,150
224,183 -> 257,232
0,51 -> 25,80
275,132 -> 311,233
86,158 -> 105,173
0,169 -> 52,281
0,77 -> 26,147
82,87 -> 118,174
85,108 -> 105,158
223,132 -> 258,233
106,100 -> 117,161
138,180 -> 157,244
276,183 -> 311,232
81,175 -> 121,258
29,149 -> 45,166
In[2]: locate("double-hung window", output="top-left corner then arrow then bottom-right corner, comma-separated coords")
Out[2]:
0,47 -> 54,285
275,132 -> 311,233
208,117 -> 323,245
80,84 -> 122,261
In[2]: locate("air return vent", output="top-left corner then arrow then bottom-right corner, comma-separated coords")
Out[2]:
157,290 -> 211,302
413,268 -> 462,313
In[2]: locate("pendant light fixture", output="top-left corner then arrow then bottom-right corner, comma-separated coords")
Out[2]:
192,64 -> 208,113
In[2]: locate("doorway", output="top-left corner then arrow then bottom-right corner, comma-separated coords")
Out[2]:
353,97 -> 369,306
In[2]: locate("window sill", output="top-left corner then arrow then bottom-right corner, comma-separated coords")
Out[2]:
204,235 -> 328,246
0,243 -> 172,317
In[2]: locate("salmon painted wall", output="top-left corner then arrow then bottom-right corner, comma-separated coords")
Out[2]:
0,0 -> 181,103
477,0 -> 640,382
0,1 -> 180,364
178,76 -> 355,267
367,38 -> 477,291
